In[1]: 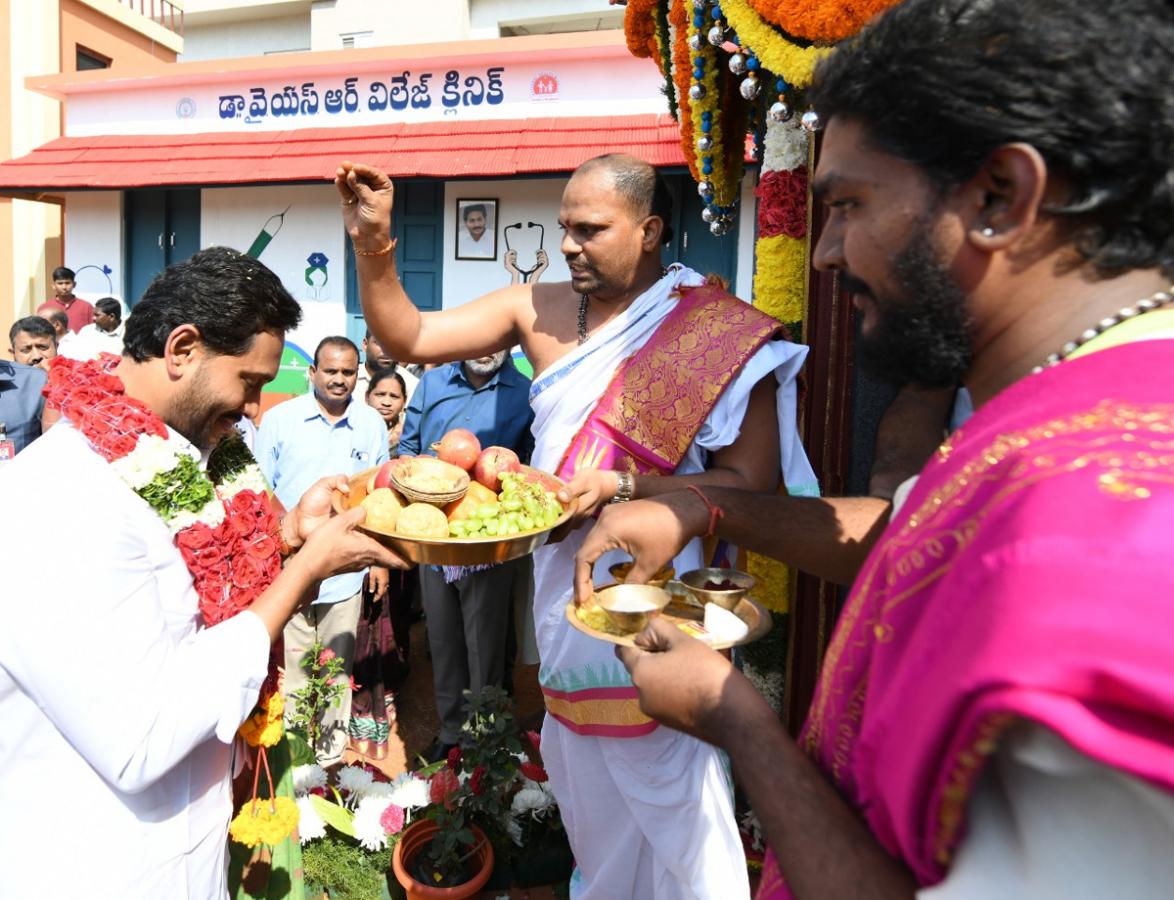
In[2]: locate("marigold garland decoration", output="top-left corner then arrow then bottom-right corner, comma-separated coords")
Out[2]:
746,0 -> 903,43
654,0 -> 677,120
752,234 -> 808,325
230,797 -> 300,848
687,5 -> 736,206
624,0 -> 659,60
240,688 -> 285,748
723,0 -> 831,88
669,0 -> 699,182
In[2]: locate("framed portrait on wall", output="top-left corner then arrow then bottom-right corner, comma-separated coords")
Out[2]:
455,198 -> 498,260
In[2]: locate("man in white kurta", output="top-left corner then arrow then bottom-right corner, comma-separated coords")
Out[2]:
529,265 -> 818,898
0,420 -> 271,898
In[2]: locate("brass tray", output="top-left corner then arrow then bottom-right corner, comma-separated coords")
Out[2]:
334,464 -> 576,566
565,590 -> 771,650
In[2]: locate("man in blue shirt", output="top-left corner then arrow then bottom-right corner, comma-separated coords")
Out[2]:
0,360 -> 48,456
400,350 -> 534,761
256,336 -> 389,764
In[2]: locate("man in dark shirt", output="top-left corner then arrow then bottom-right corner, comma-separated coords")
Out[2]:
400,350 -> 534,760
0,360 -> 47,455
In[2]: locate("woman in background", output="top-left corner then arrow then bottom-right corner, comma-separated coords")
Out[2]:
349,367 -> 415,759
366,367 -> 407,456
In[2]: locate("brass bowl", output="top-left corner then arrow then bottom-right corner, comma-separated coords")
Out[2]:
334,465 -> 576,565
678,567 -> 756,611
608,561 -> 675,588
594,583 -> 671,633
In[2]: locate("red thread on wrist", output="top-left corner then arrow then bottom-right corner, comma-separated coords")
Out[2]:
686,485 -> 724,538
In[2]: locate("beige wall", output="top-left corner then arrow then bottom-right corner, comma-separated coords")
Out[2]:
61,0 -> 179,72
310,0 -> 471,50
0,0 -> 61,344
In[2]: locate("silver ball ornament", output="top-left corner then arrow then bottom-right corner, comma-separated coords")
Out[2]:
697,180 -> 715,199
768,101 -> 793,123
692,0 -> 708,9
707,25 -> 726,46
739,74 -> 761,101
801,110 -> 821,133
697,135 -> 713,152
710,217 -> 732,236
728,53 -> 747,76
688,32 -> 703,52
701,207 -> 717,223
688,83 -> 707,101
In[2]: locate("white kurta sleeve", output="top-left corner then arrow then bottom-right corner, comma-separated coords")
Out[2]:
0,494 -> 270,794
918,722 -> 1174,899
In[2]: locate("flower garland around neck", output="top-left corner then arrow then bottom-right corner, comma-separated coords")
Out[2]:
44,353 -> 298,848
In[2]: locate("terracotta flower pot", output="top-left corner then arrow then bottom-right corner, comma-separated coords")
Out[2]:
391,820 -> 494,900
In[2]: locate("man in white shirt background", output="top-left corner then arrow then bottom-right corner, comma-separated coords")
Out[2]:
256,335 -> 391,765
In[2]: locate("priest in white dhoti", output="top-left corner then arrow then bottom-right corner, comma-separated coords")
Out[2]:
341,153 -> 817,898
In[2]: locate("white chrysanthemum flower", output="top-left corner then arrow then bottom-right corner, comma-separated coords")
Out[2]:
111,434 -> 180,489
505,815 -> 524,847
337,765 -> 374,798
292,764 -> 328,795
352,797 -> 390,851
763,117 -> 809,174
218,466 -> 270,500
359,781 -> 394,801
387,773 -> 431,811
511,787 -> 553,818
168,496 -> 226,534
296,795 -> 327,843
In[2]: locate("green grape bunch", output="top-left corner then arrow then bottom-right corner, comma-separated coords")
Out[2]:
449,472 -> 564,538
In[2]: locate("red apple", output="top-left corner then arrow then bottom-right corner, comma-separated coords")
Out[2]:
373,460 -> 397,490
432,428 -> 481,472
474,446 -> 521,492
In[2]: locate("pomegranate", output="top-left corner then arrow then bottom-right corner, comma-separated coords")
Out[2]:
433,428 -> 481,472
473,446 -> 522,492
373,460 -> 397,491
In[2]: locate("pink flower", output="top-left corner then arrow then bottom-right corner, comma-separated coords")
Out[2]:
380,803 -> 406,835
429,768 -> 460,809
446,746 -> 462,770
318,648 -> 337,666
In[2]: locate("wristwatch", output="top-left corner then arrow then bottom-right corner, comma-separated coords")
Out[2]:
610,471 -> 635,504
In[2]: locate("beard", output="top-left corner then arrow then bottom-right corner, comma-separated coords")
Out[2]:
465,350 -> 508,377
168,367 -> 239,450
850,228 -> 973,388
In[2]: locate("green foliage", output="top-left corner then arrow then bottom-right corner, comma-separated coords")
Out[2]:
286,642 -> 347,749
137,453 -> 216,520
311,793 -> 356,838
302,833 -> 391,900
207,430 -> 255,485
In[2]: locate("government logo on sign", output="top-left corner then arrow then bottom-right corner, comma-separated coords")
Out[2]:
176,97 -> 197,119
530,72 -> 559,100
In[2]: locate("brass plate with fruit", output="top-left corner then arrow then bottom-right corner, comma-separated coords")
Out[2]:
565,584 -> 771,651
334,463 -> 576,566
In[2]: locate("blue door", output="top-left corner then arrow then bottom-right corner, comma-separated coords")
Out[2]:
660,173 -> 739,292
124,188 -> 201,306
345,180 -> 443,351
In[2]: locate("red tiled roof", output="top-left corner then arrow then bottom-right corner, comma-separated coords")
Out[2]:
0,114 -> 693,192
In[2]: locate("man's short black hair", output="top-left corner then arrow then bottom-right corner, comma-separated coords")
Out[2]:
572,154 -> 675,246
52,267 -> 75,281
94,297 -> 121,321
10,316 -> 56,347
463,204 -> 487,221
313,336 -> 359,367
809,0 -> 1174,279
122,247 -> 301,362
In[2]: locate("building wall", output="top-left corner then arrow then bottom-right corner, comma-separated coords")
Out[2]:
310,0 -> 471,50
62,190 -> 123,304
61,0 -> 179,72
0,0 -> 62,343
468,0 -> 621,39
199,182 -> 349,359
180,15 -> 311,61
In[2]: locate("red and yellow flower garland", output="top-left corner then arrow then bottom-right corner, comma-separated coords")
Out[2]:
746,0 -> 903,43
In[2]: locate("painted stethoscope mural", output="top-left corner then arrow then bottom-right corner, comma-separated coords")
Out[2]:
502,220 -> 548,284
243,205 -> 331,302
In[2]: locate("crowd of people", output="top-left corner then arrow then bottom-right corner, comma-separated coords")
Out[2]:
0,0 -> 1171,897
